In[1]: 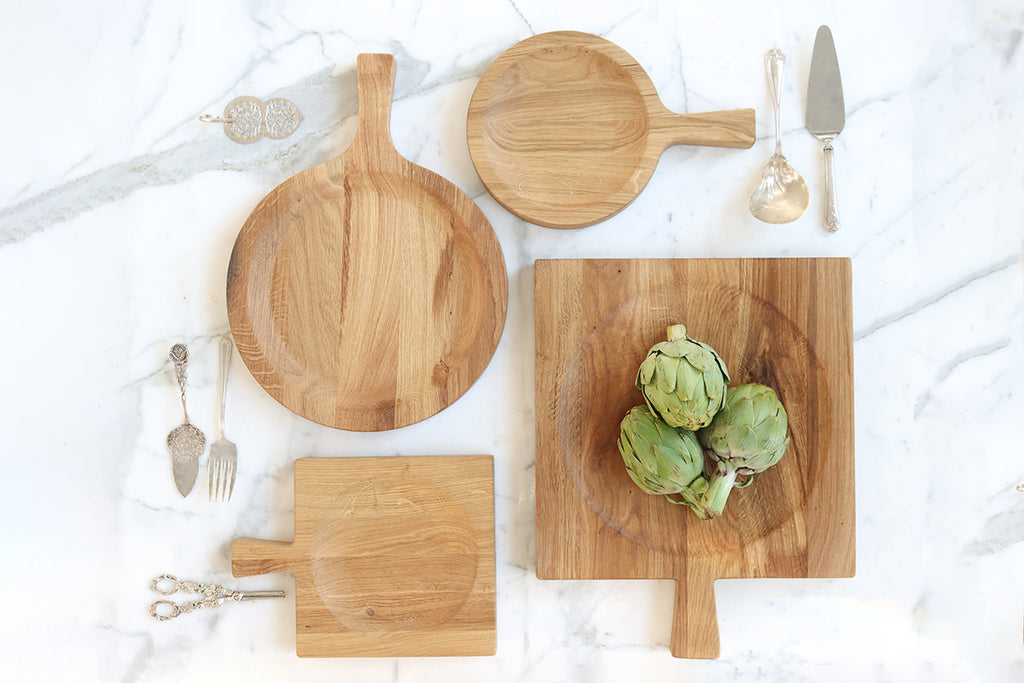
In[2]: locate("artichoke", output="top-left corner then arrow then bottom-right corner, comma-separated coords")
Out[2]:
696,383 -> 790,518
636,324 -> 730,431
617,405 -> 710,517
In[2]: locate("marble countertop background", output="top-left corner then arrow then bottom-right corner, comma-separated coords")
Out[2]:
1,0 -> 1022,680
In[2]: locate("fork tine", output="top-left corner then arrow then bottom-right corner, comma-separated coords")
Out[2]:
207,458 -> 215,501
216,459 -> 225,503
217,459 -> 224,502
219,458 -> 229,501
210,458 -> 221,503
226,460 -> 237,502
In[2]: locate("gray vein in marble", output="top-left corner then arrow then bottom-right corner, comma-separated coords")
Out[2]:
1004,28 -> 1022,62
668,34 -> 690,114
911,42 -> 976,93
123,332 -> 229,392
198,32 -> 320,128
506,558 -> 530,572
137,26 -> 184,128
148,31 -> 317,149
130,0 -> 155,48
854,255 -> 1019,340
63,150 -> 100,184
509,1 -> 535,34
405,0 -> 426,36
122,365 -> 168,392
845,88 -> 901,121
113,629 -> 153,683
0,101 -> 333,246
0,43 -> 490,248
129,498 -> 200,518
312,33 -> 333,64
852,160 -> 977,261
914,339 -> 1011,417
963,503 -> 1024,556
231,463 -> 295,540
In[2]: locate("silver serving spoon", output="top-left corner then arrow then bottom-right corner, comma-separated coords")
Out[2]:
749,49 -> 808,224
167,343 -> 205,497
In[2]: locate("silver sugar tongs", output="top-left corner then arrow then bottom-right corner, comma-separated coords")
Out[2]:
148,574 -> 285,621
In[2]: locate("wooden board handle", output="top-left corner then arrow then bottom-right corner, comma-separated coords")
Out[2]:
670,576 -> 720,658
651,108 -> 756,150
353,53 -> 398,151
231,538 -> 301,577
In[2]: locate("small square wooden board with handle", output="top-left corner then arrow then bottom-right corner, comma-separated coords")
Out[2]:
232,456 -> 496,657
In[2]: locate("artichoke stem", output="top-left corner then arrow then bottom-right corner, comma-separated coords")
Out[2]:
666,324 -> 687,342
699,464 -> 738,519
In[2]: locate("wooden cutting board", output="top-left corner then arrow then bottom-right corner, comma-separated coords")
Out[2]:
228,54 -> 507,431
232,456 -> 496,657
467,31 -> 755,229
534,258 -> 855,658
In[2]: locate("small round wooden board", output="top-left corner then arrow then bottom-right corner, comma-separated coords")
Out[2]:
228,54 -> 508,431
467,31 -> 756,229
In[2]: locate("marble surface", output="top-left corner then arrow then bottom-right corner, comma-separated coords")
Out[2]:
1,0 -> 1022,680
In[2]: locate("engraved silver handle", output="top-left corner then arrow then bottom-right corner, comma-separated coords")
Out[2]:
823,141 -> 839,232
766,49 -> 785,157
169,344 -> 191,423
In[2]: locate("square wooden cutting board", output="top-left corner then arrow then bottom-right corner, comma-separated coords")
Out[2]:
534,258 -> 855,658
232,456 -> 496,657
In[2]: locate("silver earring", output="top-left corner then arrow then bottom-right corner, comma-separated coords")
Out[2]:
200,96 -> 303,144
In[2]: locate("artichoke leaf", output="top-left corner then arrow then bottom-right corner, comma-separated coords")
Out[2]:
655,353 -> 678,393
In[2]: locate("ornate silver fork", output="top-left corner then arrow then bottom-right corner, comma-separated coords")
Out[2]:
207,335 -> 238,502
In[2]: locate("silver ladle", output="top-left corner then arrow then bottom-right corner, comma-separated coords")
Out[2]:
749,49 -> 808,223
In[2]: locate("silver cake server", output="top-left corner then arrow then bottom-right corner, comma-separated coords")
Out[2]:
806,25 -> 846,232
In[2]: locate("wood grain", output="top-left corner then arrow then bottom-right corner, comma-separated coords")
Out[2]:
467,31 -> 755,229
232,456 -> 496,657
534,258 -> 855,658
228,53 -> 507,431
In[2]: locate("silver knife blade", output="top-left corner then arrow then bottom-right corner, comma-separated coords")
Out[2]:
807,25 -> 844,137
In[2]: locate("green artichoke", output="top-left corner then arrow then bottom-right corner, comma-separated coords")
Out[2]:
636,324 -> 730,431
696,383 -> 790,518
617,405 -> 710,517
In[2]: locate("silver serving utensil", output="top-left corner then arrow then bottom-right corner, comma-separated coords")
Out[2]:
167,343 -> 205,497
199,96 -> 303,143
806,25 -> 846,232
207,335 -> 238,502
148,574 -> 285,621
749,49 -> 809,223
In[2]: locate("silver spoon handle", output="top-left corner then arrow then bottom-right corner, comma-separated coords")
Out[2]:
217,335 -> 233,438
765,49 -> 785,155
823,140 -> 839,231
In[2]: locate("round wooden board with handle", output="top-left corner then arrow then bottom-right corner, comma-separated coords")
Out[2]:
467,31 -> 756,229
227,54 -> 508,431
